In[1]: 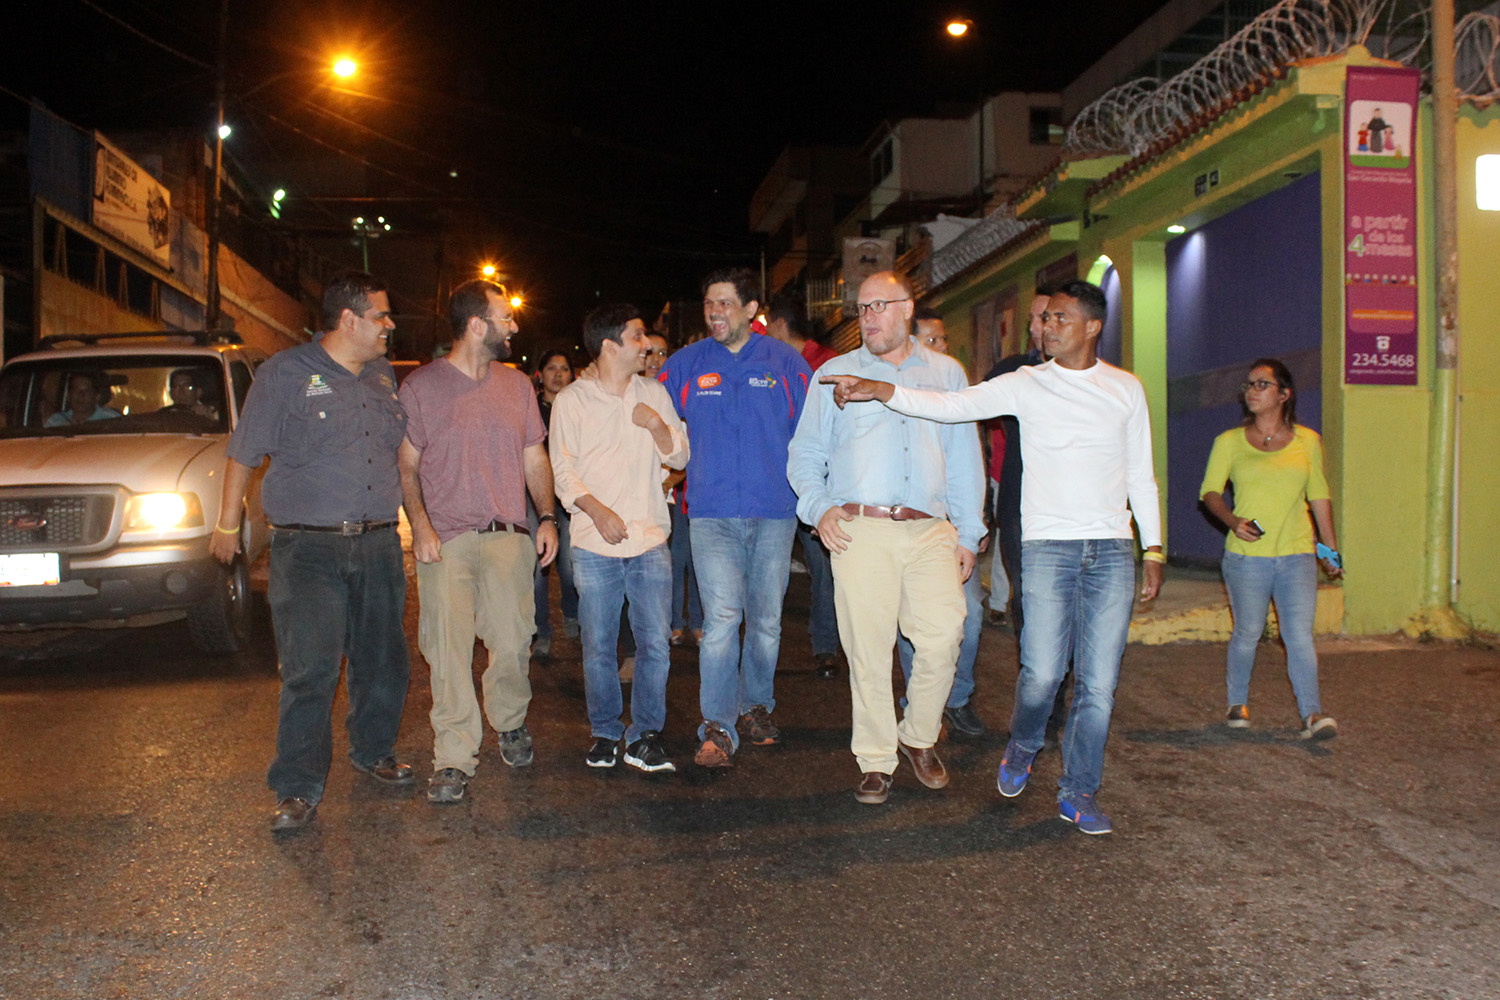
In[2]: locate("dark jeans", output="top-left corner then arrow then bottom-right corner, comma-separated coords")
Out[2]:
266,527 -> 411,802
531,507 -> 578,638
669,504 -> 702,632
797,523 -> 838,657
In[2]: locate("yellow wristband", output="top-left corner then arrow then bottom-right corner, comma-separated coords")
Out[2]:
214,524 -> 240,534
1142,551 -> 1166,564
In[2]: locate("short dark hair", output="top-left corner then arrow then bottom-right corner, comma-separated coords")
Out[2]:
320,271 -> 386,332
1051,279 -> 1107,325
766,292 -> 810,338
582,303 -> 642,359
700,267 -> 760,309
1241,357 -> 1299,427
913,305 -> 942,322
448,279 -> 504,342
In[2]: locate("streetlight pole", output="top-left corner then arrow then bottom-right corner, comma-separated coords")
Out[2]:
205,0 -> 228,331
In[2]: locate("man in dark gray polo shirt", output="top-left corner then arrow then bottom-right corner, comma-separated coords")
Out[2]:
210,271 -> 414,832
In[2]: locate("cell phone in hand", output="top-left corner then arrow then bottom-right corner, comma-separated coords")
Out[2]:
1247,518 -> 1265,537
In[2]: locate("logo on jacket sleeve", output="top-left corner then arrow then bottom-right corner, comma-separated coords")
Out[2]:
697,373 -> 721,389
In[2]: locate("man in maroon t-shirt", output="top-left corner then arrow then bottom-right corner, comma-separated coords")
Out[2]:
398,279 -> 559,804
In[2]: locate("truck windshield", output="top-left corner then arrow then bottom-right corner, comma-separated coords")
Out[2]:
0,356 -> 230,438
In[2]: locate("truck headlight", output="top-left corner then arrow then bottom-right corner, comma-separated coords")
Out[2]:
123,492 -> 205,531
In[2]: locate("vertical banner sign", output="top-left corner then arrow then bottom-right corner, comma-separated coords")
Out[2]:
1343,66 -> 1419,385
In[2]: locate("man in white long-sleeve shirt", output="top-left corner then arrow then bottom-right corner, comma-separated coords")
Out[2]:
820,279 -> 1163,835
550,303 -> 690,774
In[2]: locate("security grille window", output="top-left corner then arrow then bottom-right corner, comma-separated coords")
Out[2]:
1030,107 -> 1064,145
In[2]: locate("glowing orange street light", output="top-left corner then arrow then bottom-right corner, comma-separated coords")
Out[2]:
509,294 -> 524,310
481,263 -> 497,277
946,19 -> 972,37
332,57 -> 358,78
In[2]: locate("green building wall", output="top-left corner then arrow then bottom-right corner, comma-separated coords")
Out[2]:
926,50 -> 1498,635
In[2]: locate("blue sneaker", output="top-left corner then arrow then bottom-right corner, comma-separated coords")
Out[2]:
996,739 -> 1037,798
1058,792 -> 1113,835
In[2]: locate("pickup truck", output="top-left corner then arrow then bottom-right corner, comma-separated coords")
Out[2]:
0,333 -> 270,654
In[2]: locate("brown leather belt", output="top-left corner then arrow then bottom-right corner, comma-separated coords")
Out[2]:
477,519 -> 530,536
841,503 -> 934,521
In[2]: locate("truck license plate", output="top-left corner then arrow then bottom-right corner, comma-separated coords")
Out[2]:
0,553 -> 61,587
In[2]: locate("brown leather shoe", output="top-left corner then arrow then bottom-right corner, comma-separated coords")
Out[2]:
855,771 -> 893,804
899,742 -> 949,789
351,755 -> 415,785
271,796 -> 317,831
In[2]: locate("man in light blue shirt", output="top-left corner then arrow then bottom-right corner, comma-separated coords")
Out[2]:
787,271 -> 984,805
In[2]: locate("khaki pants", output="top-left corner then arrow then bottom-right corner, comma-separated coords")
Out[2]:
416,530 -> 535,774
831,517 -> 966,774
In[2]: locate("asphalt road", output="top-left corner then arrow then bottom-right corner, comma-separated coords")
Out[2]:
2,559 -> 1497,1000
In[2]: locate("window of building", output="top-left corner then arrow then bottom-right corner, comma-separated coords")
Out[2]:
870,138 -> 894,187
1029,107 -> 1064,146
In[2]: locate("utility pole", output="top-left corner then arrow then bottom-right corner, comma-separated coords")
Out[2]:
205,0 -> 228,331
1418,0 -> 1466,635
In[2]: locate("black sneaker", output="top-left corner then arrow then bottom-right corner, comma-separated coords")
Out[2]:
586,737 -> 620,768
943,702 -> 987,737
623,731 -> 676,773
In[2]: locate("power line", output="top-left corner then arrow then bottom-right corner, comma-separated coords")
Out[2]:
75,0 -> 213,70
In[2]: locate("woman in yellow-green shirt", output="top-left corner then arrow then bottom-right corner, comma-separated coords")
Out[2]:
1199,358 -> 1343,740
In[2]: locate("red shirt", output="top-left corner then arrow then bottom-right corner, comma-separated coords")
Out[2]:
801,340 -> 839,371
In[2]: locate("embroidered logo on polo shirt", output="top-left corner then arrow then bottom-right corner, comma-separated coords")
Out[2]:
696,373 -> 721,389
747,372 -> 779,389
305,374 -> 333,397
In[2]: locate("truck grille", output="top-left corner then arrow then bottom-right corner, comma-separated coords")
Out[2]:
0,495 -> 116,548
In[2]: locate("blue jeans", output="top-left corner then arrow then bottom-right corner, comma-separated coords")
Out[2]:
530,507 -> 578,638
897,559 -> 983,707
572,544 -> 672,743
1222,551 -> 1322,719
669,504 -> 702,632
1013,538 -> 1135,799
798,523 -> 839,657
690,516 -> 797,750
266,527 -> 411,802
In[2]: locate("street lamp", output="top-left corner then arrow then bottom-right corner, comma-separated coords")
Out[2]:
944,18 -> 987,212
351,216 -> 390,271
205,17 -> 362,330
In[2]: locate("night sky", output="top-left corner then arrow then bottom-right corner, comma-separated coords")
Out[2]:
7,0 -> 1169,343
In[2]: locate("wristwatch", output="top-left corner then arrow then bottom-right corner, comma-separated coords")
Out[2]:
538,513 -> 557,523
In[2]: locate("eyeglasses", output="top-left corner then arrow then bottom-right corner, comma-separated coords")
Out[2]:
1240,379 -> 1281,392
853,298 -> 910,317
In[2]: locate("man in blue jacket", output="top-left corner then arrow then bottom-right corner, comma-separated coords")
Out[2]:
659,267 -> 812,767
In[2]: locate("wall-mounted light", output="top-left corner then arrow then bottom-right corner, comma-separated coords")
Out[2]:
1167,224 -> 1187,234
1477,154 -> 1500,210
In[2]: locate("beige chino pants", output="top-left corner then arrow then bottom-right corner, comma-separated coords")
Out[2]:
830,516 -> 966,775
416,529 -> 535,774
